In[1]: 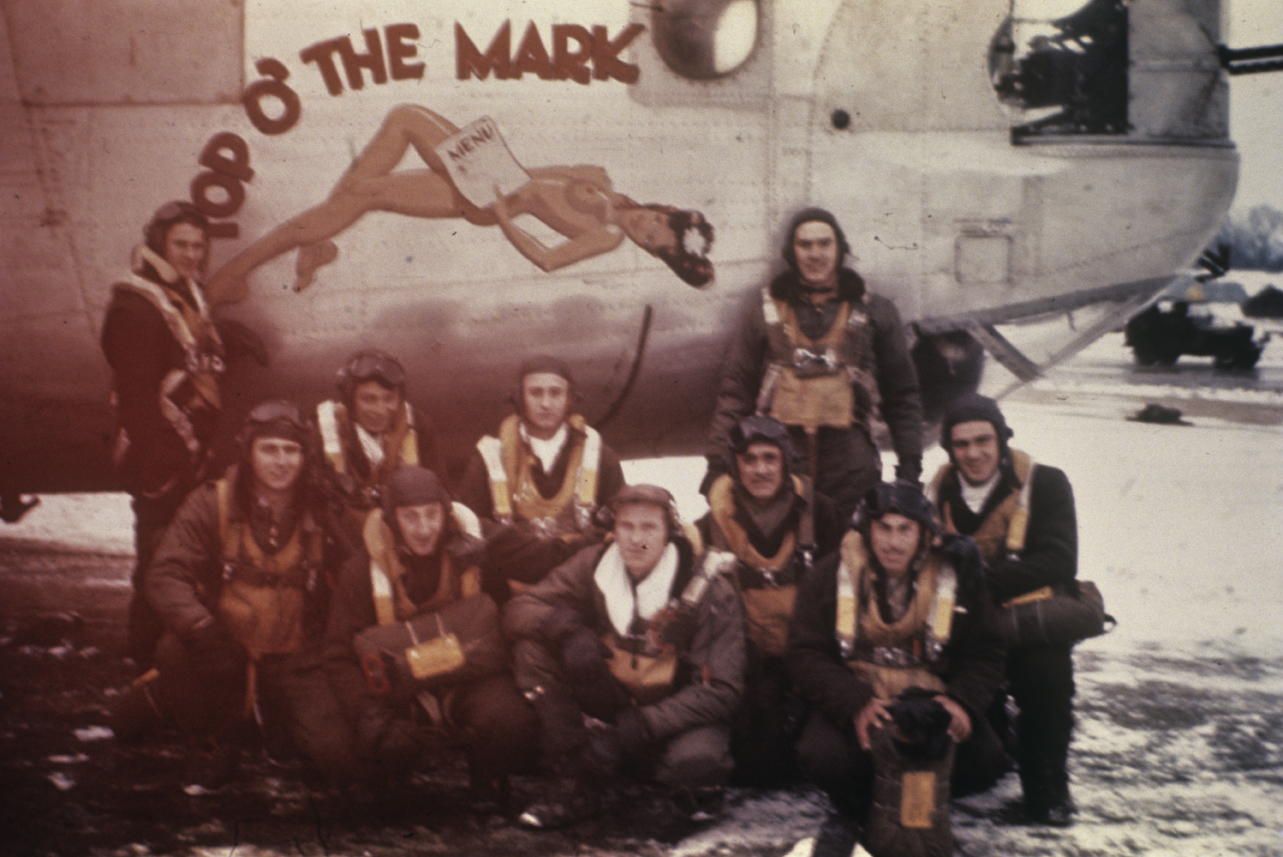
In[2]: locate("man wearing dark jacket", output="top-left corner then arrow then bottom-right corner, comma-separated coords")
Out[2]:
704,208 -> 924,522
788,481 -> 1007,855
503,484 -> 745,828
135,401 -> 355,788
931,393 -> 1078,825
324,466 -> 537,802
696,415 -> 841,786
102,201 -> 225,668
457,355 -> 625,601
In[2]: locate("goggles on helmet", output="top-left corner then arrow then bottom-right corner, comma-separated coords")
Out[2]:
244,399 -> 311,434
144,201 -> 210,252
857,481 -> 937,531
152,200 -> 202,224
344,350 -> 406,390
730,415 -> 791,454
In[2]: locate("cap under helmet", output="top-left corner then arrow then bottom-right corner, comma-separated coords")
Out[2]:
782,206 -> 851,271
144,200 -> 209,256
853,480 -> 939,536
729,415 -> 799,476
518,354 -> 575,387
940,393 -> 1013,460
337,349 -> 407,401
381,465 -> 452,533
240,399 -> 312,449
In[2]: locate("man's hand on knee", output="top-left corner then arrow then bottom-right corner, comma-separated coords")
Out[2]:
934,694 -> 973,743
854,697 -> 893,751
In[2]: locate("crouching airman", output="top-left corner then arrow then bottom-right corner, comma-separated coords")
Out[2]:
323,466 -> 538,804
503,484 -> 746,828
788,481 -> 1008,856
119,401 -> 356,789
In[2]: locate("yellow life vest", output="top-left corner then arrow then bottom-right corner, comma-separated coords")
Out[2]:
930,449 -> 1034,567
316,399 -> 419,494
475,413 -> 600,533
602,527 -> 709,704
361,504 -> 483,625
755,287 -> 878,433
834,531 -> 956,700
213,477 -> 323,661
707,472 -> 812,657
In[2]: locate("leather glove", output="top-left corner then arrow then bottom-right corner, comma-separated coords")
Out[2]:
894,456 -> 924,487
445,531 -> 486,571
560,626 -> 613,685
939,533 -> 984,577
184,618 -> 246,686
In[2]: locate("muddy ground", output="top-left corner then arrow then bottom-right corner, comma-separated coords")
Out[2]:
2,537 -> 1281,857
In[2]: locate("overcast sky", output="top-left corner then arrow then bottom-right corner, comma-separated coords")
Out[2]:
1225,0 -> 1283,212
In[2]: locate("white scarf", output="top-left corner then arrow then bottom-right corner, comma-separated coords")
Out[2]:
594,542 -> 680,637
521,422 -> 568,474
961,469 -> 1000,514
356,423 -> 386,468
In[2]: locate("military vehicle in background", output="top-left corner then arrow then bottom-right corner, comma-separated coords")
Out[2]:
1124,279 -> 1268,369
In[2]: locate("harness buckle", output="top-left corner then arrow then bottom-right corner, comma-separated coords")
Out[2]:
791,346 -> 840,378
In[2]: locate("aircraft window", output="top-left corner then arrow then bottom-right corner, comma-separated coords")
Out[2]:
651,0 -> 759,79
989,0 -> 1129,138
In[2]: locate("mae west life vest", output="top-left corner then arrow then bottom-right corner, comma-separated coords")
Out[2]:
929,449 -> 1035,568
109,254 -> 224,478
316,399 -> 420,508
600,526 -> 710,704
475,413 -> 601,535
707,472 -> 814,657
834,531 -> 958,700
213,477 -> 323,662
754,287 -> 879,434
359,504 -> 483,689
362,503 -> 483,626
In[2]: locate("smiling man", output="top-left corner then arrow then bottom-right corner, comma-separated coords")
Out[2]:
102,201 -> 226,670
457,355 -> 624,601
788,480 -> 1008,855
503,484 -> 745,828
931,393 -> 1080,825
316,349 -> 446,532
127,401 -> 355,790
704,207 -> 924,523
696,415 -> 841,786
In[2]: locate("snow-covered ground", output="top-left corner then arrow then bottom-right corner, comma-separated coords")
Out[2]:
4,321 -> 1281,856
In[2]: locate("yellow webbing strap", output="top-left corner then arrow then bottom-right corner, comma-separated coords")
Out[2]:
575,426 -> 602,508
476,434 -> 512,520
398,405 -> 419,466
1006,453 -> 1036,555
316,400 -> 347,475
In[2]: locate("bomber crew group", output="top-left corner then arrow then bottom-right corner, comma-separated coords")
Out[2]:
103,201 -> 1084,854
